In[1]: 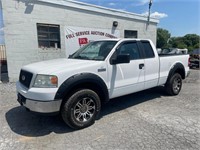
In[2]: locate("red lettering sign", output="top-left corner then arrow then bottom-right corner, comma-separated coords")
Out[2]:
79,38 -> 88,45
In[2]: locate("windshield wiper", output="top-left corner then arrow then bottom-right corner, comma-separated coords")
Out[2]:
73,55 -> 90,60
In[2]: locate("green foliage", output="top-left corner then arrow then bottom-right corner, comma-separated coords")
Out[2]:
177,43 -> 187,49
157,28 -> 200,52
156,28 -> 171,48
194,43 -> 200,49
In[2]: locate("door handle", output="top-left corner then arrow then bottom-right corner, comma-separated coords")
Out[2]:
139,64 -> 144,69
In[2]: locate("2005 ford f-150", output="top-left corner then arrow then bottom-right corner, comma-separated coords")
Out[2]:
16,39 -> 190,129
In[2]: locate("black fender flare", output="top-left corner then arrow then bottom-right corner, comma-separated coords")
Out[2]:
55,73 -> 109,103
166,63 -> 186,84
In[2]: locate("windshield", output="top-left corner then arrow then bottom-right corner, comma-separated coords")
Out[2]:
69,41 -> 117,61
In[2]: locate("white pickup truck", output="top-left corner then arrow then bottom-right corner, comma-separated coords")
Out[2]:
16,39 -> 190,129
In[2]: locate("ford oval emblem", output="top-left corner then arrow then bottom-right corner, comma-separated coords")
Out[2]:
22,75 -> 26,81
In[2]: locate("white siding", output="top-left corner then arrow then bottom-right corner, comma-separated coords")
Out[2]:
1,0 -> 158,81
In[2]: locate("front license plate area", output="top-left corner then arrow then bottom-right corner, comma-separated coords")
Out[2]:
17,93 -> 26,105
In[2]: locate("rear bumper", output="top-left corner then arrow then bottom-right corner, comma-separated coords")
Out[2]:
186,70 -> 190,77
185,67 -> 190,78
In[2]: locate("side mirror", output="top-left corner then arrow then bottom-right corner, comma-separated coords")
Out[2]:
111,54 -> 130,65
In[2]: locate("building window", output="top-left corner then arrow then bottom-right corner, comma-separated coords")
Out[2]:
37,23 -> 61,48
124,30 -> 138,38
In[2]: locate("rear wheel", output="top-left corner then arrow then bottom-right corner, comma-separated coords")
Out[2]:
61,89 -> 101,129
165,73 -> 182,96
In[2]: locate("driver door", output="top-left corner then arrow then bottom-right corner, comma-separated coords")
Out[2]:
107,41 -> 145,98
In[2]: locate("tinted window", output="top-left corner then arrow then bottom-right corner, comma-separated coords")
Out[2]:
141,41 -> 155,58
118,42 -> 141,60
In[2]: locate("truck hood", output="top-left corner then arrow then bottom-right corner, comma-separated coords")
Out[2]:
22,58 -> 104,75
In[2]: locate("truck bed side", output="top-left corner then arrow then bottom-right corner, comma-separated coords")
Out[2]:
158,54 -> 189,85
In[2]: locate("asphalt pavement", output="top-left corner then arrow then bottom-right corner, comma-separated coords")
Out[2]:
0,69 -> 200,150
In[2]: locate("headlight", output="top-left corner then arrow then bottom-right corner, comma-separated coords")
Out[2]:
33,75 -> 58,88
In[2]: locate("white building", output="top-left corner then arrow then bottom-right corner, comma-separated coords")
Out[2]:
1,0 -> 159,82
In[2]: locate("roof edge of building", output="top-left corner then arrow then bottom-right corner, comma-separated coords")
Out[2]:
38,0 -> 159,24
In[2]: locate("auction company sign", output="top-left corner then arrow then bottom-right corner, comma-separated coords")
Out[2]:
65,26 -> 120,56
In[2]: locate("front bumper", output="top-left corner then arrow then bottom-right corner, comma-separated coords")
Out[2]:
17,93 -> 62,113
16,81 -> 62,113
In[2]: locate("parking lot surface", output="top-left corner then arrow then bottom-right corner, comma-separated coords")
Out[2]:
0,69 -> 200,150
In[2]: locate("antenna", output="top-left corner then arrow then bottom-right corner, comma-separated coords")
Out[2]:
147,0 -> 153,25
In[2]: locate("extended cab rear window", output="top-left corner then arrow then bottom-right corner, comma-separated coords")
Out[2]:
141,41 -> 155,58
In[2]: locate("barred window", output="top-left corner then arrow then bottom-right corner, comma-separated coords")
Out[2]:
37,23 -> 61,48
124,30 -> 138,38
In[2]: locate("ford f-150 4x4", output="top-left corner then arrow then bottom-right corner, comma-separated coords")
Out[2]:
16,39 -> 190,129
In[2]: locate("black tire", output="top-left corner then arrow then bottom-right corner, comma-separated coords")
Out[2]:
165,73 -> 182,96
61,89 -> 101,129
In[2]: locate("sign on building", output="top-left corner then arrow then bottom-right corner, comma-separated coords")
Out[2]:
65,26 -> 120,56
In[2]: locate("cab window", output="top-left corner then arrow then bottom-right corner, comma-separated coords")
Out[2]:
118,42 -> 141,60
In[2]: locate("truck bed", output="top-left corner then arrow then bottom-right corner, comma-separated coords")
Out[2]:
158,54 -> 189,85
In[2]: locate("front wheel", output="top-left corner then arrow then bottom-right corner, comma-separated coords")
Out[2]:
61,89 -> 101,129
165,73 -> 182,96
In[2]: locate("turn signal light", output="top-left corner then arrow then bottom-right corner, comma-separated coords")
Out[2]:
51,76 -> 58,85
